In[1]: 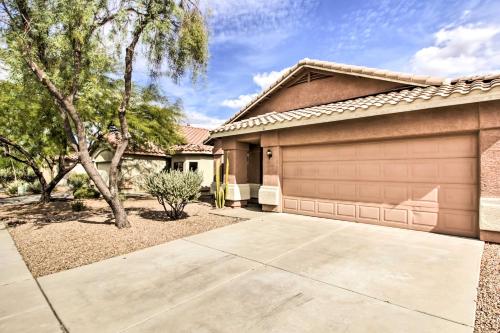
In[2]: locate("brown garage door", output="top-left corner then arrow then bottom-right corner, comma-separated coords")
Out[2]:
282,134 -> 478,237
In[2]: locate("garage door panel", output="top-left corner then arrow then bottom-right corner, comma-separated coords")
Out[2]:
383,207 -> 409,224
358,183 -> 383,202
282,134 -> 478,238
439,159 -> 477,183
439,184 -> 478,210
336,182 -> 357,201
357,205 -> 381,223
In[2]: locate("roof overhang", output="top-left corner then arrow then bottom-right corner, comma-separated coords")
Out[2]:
210,88 -> 500,139
226,59 -> 446,125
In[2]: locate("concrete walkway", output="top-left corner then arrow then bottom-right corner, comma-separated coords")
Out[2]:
0,223 -> 61,332
36,213 -> 483,333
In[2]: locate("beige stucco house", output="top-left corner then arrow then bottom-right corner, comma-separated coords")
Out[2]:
210,59 -> 500,243
94,125 -> 214,192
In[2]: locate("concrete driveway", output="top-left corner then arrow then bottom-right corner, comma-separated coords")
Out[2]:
38,213 -> 483,333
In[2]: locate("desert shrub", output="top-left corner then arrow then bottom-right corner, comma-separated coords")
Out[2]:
20,169 -> 37,183
0,168 -> 36,187
67,173 -> 100,199
0,169 -> 16,187
6,180 -> 29,196
67,173 -> 90,191
142,170 -> 202,220
27,180 -> 42,194
71,200 -> 87,211
74,186 -> 100,199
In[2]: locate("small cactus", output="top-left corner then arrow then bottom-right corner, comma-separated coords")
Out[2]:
214,156 -> 230,208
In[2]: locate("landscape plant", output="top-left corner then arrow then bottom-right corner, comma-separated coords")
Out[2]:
0,0 -> 208,227
142,170 -> 202,220
68,173 -> 100,199
214,156 -> 229,209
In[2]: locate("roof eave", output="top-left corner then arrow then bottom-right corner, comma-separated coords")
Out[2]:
226,63 -> 437,125
210,89 -> 500,139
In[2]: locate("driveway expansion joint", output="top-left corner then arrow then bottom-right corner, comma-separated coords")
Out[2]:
182,231 -> 473,329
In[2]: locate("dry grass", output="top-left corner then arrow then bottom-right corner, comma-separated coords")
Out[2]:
474,242 -> 500,333
0,198 -> 240,277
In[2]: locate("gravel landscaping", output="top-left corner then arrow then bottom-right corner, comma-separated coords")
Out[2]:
0,198 -> 241,277
474,242 -> 500,333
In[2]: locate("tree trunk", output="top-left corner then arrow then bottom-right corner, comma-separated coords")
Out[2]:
109,195 -> 128,228
38,162 -> 77,204
77,150 -> 130,228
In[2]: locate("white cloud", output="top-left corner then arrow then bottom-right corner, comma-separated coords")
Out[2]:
253,67 -> 289,89
220,66 -> 290,110
183,110 -> 225,129
221,93 -> 258,109
411,24 -> 500,77
204,0 -> 318,45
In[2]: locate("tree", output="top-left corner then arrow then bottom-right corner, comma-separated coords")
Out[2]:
0,0 -> 208,227
0,80 -> 78,202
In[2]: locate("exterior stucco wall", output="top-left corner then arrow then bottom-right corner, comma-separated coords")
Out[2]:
242,73 -> 405,120
171,154 -> 214,187
92,150 -> 215,191
223,100 -> 500,240
277,104 -> 480,146
120,155 -> 168,190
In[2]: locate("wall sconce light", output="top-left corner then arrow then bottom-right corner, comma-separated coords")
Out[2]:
266,149 -> 273,159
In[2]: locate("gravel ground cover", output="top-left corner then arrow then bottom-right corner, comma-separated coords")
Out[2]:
474,242 -> 500,333
0,198 -> 241,277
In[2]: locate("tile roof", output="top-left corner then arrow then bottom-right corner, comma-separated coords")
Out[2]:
225,58 -> 448,125
211,75 -> 500,136
173,125 -> 212,153
125,125 -> 213,155
180,125 -> 210,145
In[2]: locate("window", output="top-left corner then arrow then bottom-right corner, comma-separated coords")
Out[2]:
189,162 -> 198,171
173,162 -> 184,171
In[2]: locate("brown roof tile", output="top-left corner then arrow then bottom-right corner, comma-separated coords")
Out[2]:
211,77 -> 500,136
225,59 -> 448,125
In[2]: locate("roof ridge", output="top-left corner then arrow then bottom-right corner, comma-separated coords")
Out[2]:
224,59 -> 447,125
180,124 -> 210,131
212,76 -> 500,136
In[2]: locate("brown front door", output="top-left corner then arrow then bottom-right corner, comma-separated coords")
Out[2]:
282,134 -> 478,237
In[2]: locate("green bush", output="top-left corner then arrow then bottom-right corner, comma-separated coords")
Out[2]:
74,186 -> 100,199
6,180 -> 28,196
27,180 -> 42,194
71,200 -> 87,211
67,173 -> 90,191
0,169 -> 16,187
142,170 -> 202,220
67,173 -> 100,199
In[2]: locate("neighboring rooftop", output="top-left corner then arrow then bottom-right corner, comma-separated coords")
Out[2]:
174,125 -> 213,153
124,125 -> 213,156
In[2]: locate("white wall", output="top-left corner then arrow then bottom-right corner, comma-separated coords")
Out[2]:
172,154 -> 214,187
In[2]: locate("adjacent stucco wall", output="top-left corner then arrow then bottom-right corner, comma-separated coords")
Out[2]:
120,155 -> 168,190
171,154 -> 214,187
242,73 -> 405,120
92,150 -> 214,190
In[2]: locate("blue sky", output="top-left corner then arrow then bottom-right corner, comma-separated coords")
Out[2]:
135,0 -> 500,129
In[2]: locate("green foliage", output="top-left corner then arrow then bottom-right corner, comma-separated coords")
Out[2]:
74,187 -> 100,199
0,169 -> 15,187
68,173 -> 100,199
67,173 -> 90,191
27,180 -> 42,194
142,170 -> 202,220
71,200 -> 87,212
214,157 -> 229,209
6,180 -> 28,196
